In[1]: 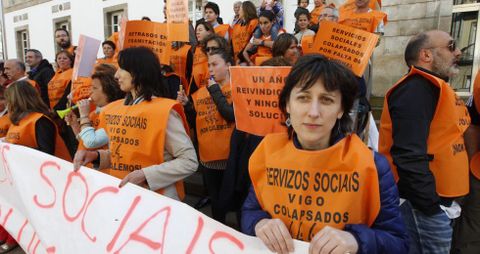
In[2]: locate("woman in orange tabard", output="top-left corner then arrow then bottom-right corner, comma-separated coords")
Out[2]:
241,55 -> 408,253
73,47 -> 197,201
243,11 -> 282,66
177,49 -> 235,223
231,1 -> 258,64
48,51 -> 74,110
189,21 -> 214,95
96,40 -> 118,67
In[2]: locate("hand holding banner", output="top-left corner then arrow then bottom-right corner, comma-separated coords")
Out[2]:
230,66 -> 290,136
311,21 -> 378,76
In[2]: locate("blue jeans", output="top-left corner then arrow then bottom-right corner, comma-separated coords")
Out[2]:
401,200 -> 452,254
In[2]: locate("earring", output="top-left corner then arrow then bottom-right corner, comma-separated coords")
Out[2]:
285,117 -> 291,128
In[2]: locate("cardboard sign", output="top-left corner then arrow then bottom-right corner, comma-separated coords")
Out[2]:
166,0 -> 189,42
301,35 -> 316,55
72,34 -> 101,80
123,20 -> 172,65
312,21 -> 378,76
0,142 -> 310,253
230,67 -> 290,136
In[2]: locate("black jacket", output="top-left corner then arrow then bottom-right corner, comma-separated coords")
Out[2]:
28,59 -> 55,106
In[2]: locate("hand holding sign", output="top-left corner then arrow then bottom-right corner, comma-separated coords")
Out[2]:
308,226 -> 358,254
255,218 -> 294,254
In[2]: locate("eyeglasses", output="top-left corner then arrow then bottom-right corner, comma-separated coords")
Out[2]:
426,40 -> 457,52
205,46 -> 219,52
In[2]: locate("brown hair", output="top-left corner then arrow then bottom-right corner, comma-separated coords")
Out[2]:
55,50 -> 74,69
6,81 -> 51,125
91,68 -> 125,103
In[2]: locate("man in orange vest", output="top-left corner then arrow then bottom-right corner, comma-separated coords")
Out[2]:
54,28 -> 75,54
450,71 -> 480,253
379,30 -> 468,253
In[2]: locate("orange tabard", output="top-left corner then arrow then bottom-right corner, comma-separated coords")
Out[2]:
310,5 -> 325,25
98,98 -> 188,199
170,44 -> 192,88
232,19 -> 259,62
249,133 -> 380,241
339,0 -> 381,14
96,58 -> 119,68
190,48 -> 209,94
48,68 -> 73,109
71,77 -> 92,104
191,84 -> 235,162
5,112 -> 71,161
25,79 -> 40,92
338,10 -> 387,33
214,24 -> 231,39
253,35 -> 273,66
0,114 -> 11,138
469,71 -> 480,179
379,66 -> 470,197
301,35 -> 316,55
61,45 -> 76,55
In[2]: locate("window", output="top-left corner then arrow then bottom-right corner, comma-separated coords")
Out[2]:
452,2 -> 480,95
15,28 -> 29,60
104,4 -> 127,39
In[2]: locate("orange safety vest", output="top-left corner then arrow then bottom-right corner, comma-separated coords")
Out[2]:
249,133 -> 380,241
214,24 -> 231,39
25,79 -> 40,91
379,66 -> 470,197
232,19 -> 259,62
301,35 -> 316,55
190,47 -> 209,94
96,58 -> 119,68
170,44 -> 192,88
339,10 -> 387,33
191,84 -> 234,162
5,112 -> 71,161
48,68 -> 73,109
0,114 -> 10,138
71,77 -> 92,104
98,98 -> 188,199
310,5 -> 325,25
253,34 -> 274,66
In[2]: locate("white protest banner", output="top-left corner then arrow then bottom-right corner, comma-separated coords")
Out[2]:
72,34 -> 101,80
0,143 -> 309,253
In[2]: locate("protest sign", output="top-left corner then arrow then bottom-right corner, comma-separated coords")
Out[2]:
117,14 -> 128,51
301,35 -> 315,55
311,21 -> 378,76
123,20 -> 171,65
0,142 -> 310,253
230,67 -> 290,136
166,0 -> 189,42
72,35 -> 101,80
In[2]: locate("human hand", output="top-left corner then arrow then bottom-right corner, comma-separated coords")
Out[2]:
119,170 -> 149,188
176,90 -> 189,106
77,99 -> 91,118
208,77 -> 216,87
73,150 -> 99,171
65,112 -> 80,134
255,218 -> 294,254
252,38 -> 263,46
309,226 -> 358,254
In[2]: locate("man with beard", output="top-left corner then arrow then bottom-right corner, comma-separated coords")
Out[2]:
54,28 -> 75,54
379,30 -> 469,253
26,49 -> 54,106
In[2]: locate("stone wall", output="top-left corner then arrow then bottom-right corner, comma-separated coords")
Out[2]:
371,0 -> 453,96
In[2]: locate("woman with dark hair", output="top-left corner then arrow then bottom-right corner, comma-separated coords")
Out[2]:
73,47 -> 197,201
177,49 -> 235,222
242,55 -> 408,254
243,10 -> 283,66
272,33 -> 300,66
96,40 -> 118,67
294,8 -> 315,43
190,21 -> 214,95
48,50 -> 74,110
231,1 -> 258,64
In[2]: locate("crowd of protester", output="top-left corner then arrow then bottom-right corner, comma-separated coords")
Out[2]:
0,0 -> 478,253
